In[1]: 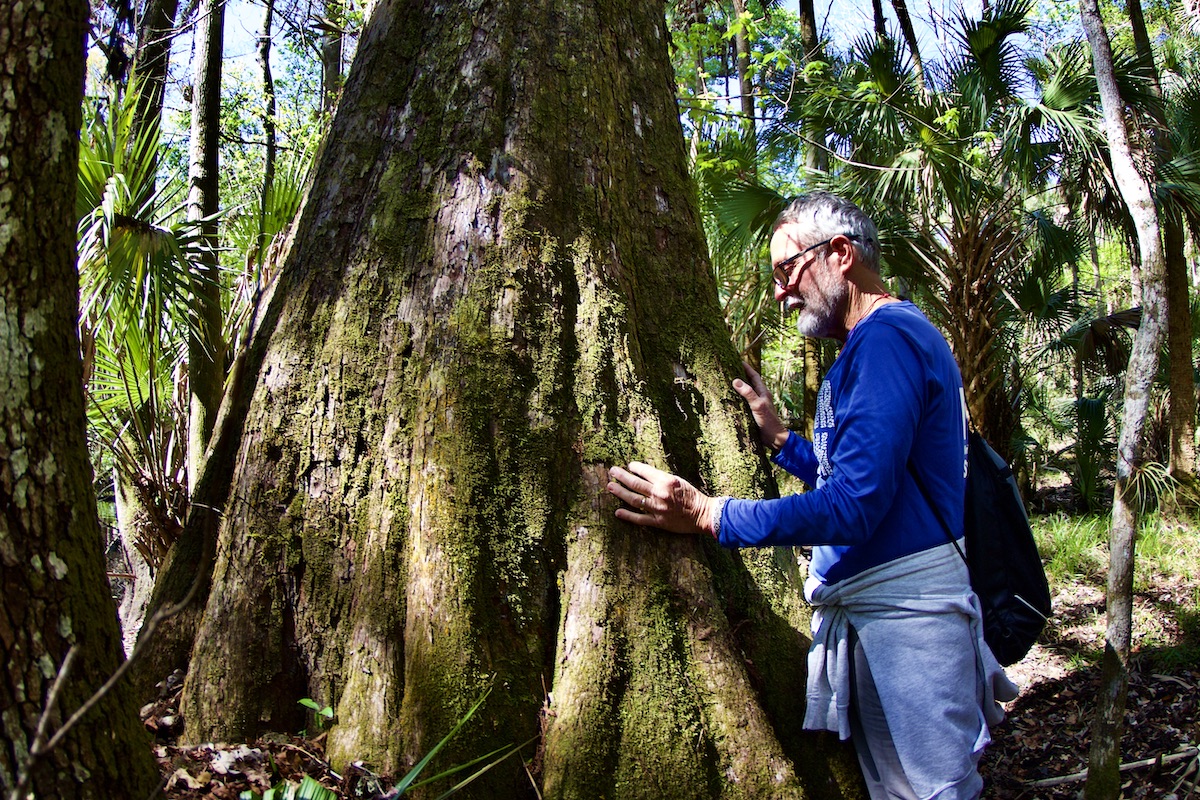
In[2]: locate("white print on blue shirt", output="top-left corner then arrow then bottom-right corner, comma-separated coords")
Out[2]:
960,386 -> 970,478
814,381 -> 834,483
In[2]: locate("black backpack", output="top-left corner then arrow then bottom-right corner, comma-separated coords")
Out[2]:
910,431 -> 1053,666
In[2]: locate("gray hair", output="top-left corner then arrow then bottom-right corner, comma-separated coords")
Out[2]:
774,192 -> 881,273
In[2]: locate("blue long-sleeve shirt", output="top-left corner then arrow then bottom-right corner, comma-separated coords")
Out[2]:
718,302 -> 968,585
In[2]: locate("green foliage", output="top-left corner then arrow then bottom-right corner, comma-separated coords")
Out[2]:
80,32 -> 319,565
298,698 -> 334,732
1133,518 -> 1200,669
1132,515 -> 1196,586
674,0 -> 1200,501
389,677 -> 535,798
240,775 -> 338,800
1021,384 -> 1119,511
1128,460 -> 1180,514
224,146 -> 314,343
77,92 -> 210,565
1035,513 -> 1110,581
276,678 -> 533,799
1032,513 -> 1200,671
668,1 -> 809,360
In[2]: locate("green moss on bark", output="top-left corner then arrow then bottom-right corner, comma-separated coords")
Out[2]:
175,0 -> 867,795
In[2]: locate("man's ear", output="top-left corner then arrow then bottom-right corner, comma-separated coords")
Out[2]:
832,234 -> 857,276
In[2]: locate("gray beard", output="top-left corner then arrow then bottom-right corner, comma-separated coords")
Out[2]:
794,265 -> 847,338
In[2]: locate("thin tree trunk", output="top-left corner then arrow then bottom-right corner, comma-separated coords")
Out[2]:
890,0 -> 927,94
1125,0 -> 1197,486
1079,0 -> 1169,796
258,0 -> 277,268
186,0 -> 227,490
174,0 -> 864,796
729,0 -> 762,370
113,0 -> 185,648
730,0 -> 755,137
689,55 -> 706,162
1070,228 -> 1089,505
1089,226 -> 1105,310
320,0 -> 343,116
797,0 -> 828,171
0,0 -> 159,793
130,0 -> 181,147
113,463 -> 156,654
871,0 -> 886,37
1162,206 -> 1197,483
805,339 -> 831,439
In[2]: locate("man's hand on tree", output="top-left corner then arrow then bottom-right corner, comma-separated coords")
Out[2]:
733,362 -> 789,453
607,461 -> 716,536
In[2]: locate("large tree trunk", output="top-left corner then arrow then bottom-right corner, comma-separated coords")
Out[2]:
1079,0 -> 1169,796
172,0 -> 863,797
0,0 -> 159,794
186,0 -> 227,490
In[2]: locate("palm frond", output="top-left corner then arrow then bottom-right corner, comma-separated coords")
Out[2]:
706,177 -> 788,262
949,0 -> 1034,117
76,91 -> 201,566
1040,307 -> 1141,376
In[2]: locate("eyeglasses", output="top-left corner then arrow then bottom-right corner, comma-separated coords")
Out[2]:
772,233 -> 860,288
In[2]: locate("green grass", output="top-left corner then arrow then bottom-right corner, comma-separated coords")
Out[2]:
1131,516 -> 1200,590
1030,512 -> 1200,670
1032,512 -> 1200,587
1032,513 -> 1110,583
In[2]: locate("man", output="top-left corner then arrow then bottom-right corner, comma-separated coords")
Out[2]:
607,193 -> 1016,799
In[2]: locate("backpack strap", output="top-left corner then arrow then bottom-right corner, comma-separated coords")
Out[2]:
907,459 -> 969,568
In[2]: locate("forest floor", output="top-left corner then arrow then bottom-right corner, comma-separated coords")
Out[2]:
979,572 -> 1199,799
149,522 -> 1200,800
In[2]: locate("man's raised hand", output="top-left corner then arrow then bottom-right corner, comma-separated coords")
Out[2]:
732,363 -> 789,452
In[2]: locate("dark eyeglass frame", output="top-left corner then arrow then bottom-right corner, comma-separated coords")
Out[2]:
772,233 -> 861,289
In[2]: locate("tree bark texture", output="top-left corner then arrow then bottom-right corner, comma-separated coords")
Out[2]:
130,0 -> 181,148
0,0 -> 159,795
917,200 -> 1024,456
1124,0 -> 1197,485
258,0 -> 278,266
321,0 -> 344,116
186,0 -> 228,490
1079,0 -> 1169,796
174,0 -> 863,797
889,0 -> 926,94
796,0 -> 829,176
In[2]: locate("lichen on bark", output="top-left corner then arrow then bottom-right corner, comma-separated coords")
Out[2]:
170,0 -> 864,796
1,0 -> 160,794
